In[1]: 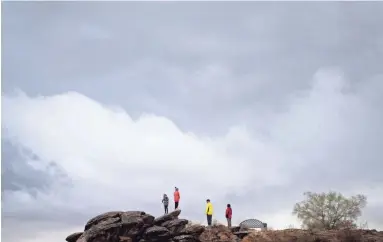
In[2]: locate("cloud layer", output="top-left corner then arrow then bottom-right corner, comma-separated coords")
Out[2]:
2,2 -> 383,242
3,69 -> 383,242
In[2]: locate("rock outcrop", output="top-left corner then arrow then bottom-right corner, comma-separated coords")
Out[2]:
66,210 -> 209,242
66,210 -> 383,242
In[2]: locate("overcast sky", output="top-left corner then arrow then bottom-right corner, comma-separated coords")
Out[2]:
2,2 -> 383,242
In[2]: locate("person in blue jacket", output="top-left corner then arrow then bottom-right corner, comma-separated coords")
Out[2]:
162,194 -> 169,214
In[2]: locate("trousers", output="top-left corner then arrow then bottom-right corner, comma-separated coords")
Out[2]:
207,215 -> 212,226
227,218 -> 232,227
164,205 -> 168,214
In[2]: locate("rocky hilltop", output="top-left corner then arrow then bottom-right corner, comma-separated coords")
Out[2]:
66,209 -> 383,242
65,209 -> 235,242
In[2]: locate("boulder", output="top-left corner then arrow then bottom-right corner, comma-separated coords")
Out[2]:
78,211 -> 154,242
143,226 -> 171,241
84,211 -> 123,231
79,221 -> 124,242
162,219 -> 189,235
65,232 -> 83,242
154,210 -> 181,225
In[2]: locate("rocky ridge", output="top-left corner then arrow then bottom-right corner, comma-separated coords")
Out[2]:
66,209 -> 383,242
65,209 -> 239,242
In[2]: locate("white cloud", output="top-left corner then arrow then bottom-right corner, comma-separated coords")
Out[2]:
2,89 -> 286,218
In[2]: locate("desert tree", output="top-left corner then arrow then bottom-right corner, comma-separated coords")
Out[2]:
293,191 -> 367,230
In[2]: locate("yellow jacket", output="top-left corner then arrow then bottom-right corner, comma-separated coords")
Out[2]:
206,202 -> 214,215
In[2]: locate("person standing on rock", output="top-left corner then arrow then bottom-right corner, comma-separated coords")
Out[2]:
225,204 -> 232,228
162,194 -> 169,214
205,199 -> 214,226
174,187 -> 180,210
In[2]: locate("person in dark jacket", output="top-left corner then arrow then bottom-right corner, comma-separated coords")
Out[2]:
162,194 -> 169,214
225,204 -> 232,227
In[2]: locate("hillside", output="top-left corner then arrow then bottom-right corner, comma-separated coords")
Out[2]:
65,210 -> 383,242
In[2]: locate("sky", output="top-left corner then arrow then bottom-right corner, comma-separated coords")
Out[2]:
2,2 -> 383,242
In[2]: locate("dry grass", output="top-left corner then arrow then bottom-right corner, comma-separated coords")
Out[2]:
241,229 -> 383,242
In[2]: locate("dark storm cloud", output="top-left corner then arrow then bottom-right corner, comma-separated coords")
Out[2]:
1,139 -> 70,194
3,2 -> 383,134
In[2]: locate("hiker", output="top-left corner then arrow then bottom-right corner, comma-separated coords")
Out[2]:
205,199 -> 214,226
174,187 -> 180,210
162,194 -> 169,214
225,204 -> 232,227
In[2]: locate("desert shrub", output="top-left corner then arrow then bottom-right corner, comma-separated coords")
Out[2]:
293,191 -> 367,230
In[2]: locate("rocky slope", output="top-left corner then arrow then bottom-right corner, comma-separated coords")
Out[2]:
66,209 -> 383,242
242,228 -> 383,242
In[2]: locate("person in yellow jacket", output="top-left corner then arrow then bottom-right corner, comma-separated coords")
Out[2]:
205,199 -> 214,226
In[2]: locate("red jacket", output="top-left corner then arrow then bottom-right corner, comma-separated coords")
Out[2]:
174,191 -> 180,202
225,207 -> 232,219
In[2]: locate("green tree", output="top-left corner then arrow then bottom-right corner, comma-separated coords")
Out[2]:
293,191 -> 367,230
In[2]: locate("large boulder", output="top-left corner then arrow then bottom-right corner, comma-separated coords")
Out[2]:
77,211 -> 154,242
84,211 -> 123,231
154,210 -> 181,225
162,219 -> 189,235
142,226 -> 171,241
122,212 -> 155,226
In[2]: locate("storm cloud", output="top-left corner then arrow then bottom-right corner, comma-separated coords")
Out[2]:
2,2 -> 383,242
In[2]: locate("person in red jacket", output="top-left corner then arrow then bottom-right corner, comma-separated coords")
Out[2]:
225,204 -> 232,227
174,187 -> 180,210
